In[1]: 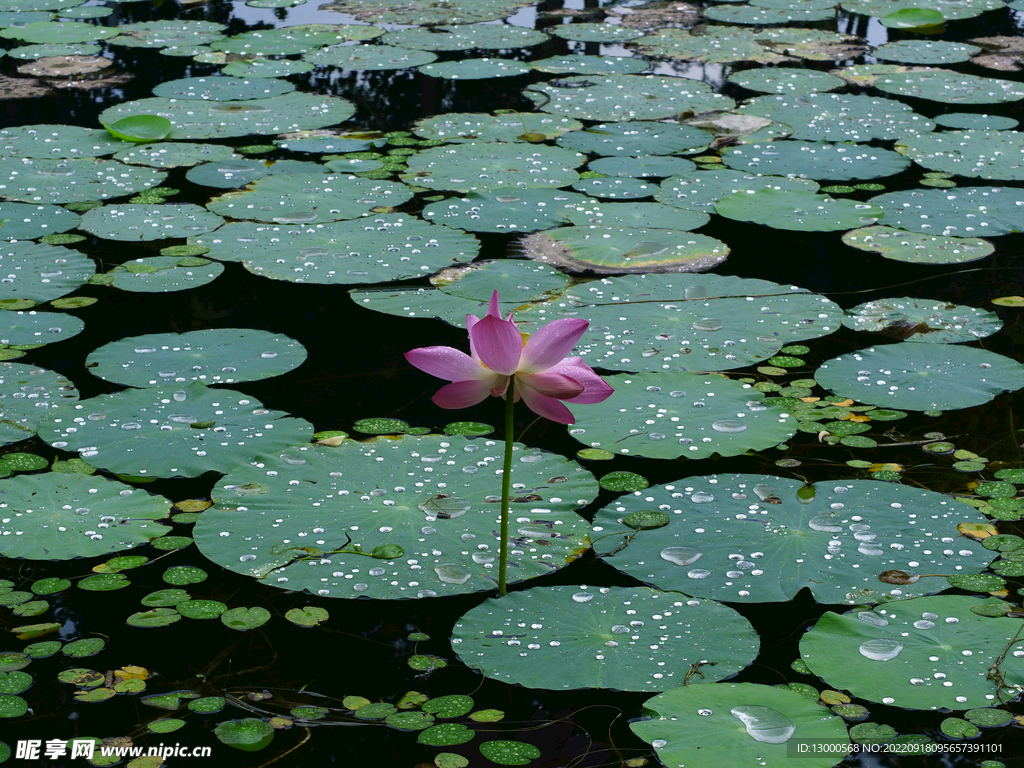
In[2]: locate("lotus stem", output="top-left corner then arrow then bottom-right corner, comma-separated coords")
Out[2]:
498,380 -> 515,596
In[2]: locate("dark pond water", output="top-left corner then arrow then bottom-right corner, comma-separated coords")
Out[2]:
2,1 -> 1024,767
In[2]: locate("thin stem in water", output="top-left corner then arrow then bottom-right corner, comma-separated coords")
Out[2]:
498,380 -> 515,596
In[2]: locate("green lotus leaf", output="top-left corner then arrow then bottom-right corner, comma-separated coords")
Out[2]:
587,156 -> 697,179
419,58 -> 531,80
566,372 -> 795,459
716,189 -> 883,231
530,54 -> 649,75
215,717 -> 274,750
221,606 -> 271,631
841,227 -> 994,264
632,683 -> 850,768
0,157 -> 165,204
593,474 -> 995,604
86,329 -> 306,388
193,437 -> 597,599
107,20 -> 226,49
896,130 -> 1024,180
737,93 -> 934,142
452,586 -> 758,691
842,298 -> 1002,343
869,186 -> 1024,237
525,75 -> 733,122
513,272 -> 841,373
873,40 -> 979,64
934,112 -> 1017,130
728,69 -> 846,95
211,23 -> 383,56
103,116 -> 173,144
561,201 -> 708,230
0,203 -> 80,241
801,595 -> 1024,710
632,26 -> 865,65
205,173 -> 411,223
706,2 -> 834,23
0,0 -> 84,10
320,0 -> 534,24
842,0 -> 1003,20
303,43 -> 437,70
816,343 -> 1024,410
0,242 -> 92,302
0,361 -> 78,446
517,226 -> 729,273
0,124 -> 130,158
176,599 -> 227,619
152,76 -> 294,101
657,170 -> 819,213
428,259 -> 571,303
571,177 -> 657,199
382,23 -> 547,51
722,142 -> 909,181
79,204 -> 223,241
222,57 -> 314,78
402,142 -> 583,193
0,472 -> 171,559
98,92 -> 355,141
875,69 -> 1024,104
102,256 -> 224,293
0,310 -> 83,346
422,188 -> 590,233
413,112 -> 582,144
0,20 -> 116,43
113,143 -> 238,170
38,380 -> 313,478
192,214 -> 478,285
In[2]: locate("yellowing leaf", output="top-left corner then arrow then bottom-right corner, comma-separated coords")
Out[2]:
114,665 -> 150,681
316,436 -> 346,447
990,589 -> 1009,597
832,399 -> 855,407
869,463 -> 903,472
819,690 -> 850,705
173,499 -> 212,513
800,396 -> 820,403
992,295 -> 1024,307
958,522 -> 998,540
847,414 -> 871,422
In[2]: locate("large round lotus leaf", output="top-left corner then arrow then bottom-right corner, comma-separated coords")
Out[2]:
79,204 -> 224,242
842,226 -> 994,264
525,75 -> 734,122
205,173 -> 411,223
86,329 -> 307,388
517,226 -> 729,274
0,473 -> 171,559
801,595 -> 1024,710
815,343 -> 1024,410
39,380 -> 314,477
0,241 -> 93,302
401,143 -> 584,194
633,683 -> 851,768
571,178 -> 657,200
6,41 -> 99,58
0,125 -> 129,158
566,372 -> 795,459
872,40 -> 981,64
562,201 -> 708,230
513,273 -> 841,372
0,310 -> 84,345
0,362 -> 77,446
633,26 -> 865,65
430,259 -> 571,303
867,186 -> 1024,236
106,20 -> 226,49
303,44 -> 436,70
0,203 -> 79,241
191,215 -> 478,285
705,3 -> 834,23
548,22 -> 643,42
0,11 -> 53,25
594,474 -> 996,604
113,143 -> 237,169
0,21 -> 116,43
451,586 -> 757,692
716,189 -> 883,231
381,23 -> 548,51
737,93 -> 935,142
934,112 -> 1018,130
722,142 -> 909,181
587,156 -> 697,179
0,158 -> 165,204
418,58 -> 531,80
97,93 -> 355,141
413,113 -> 583,144
351,285 -> 553,328
194,437 -> 596,599
842,298 -> 1002,343
657,170 -> 819,213
320,0 -> 533,24
221,57 -> 315,78
211,24 -> 383,55
727,69 -> 846,95
422,189 -> 590,233
103,257 -> 224,293
841,0 -> 1005,19
531,54 -> 649,75
185,159 -> 275,189
152,76 -> 293,101
875,70 -> 1024,104
896,130 -> 1024,180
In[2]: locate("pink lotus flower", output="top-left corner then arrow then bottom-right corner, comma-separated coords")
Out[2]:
405,291 -> 613,424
